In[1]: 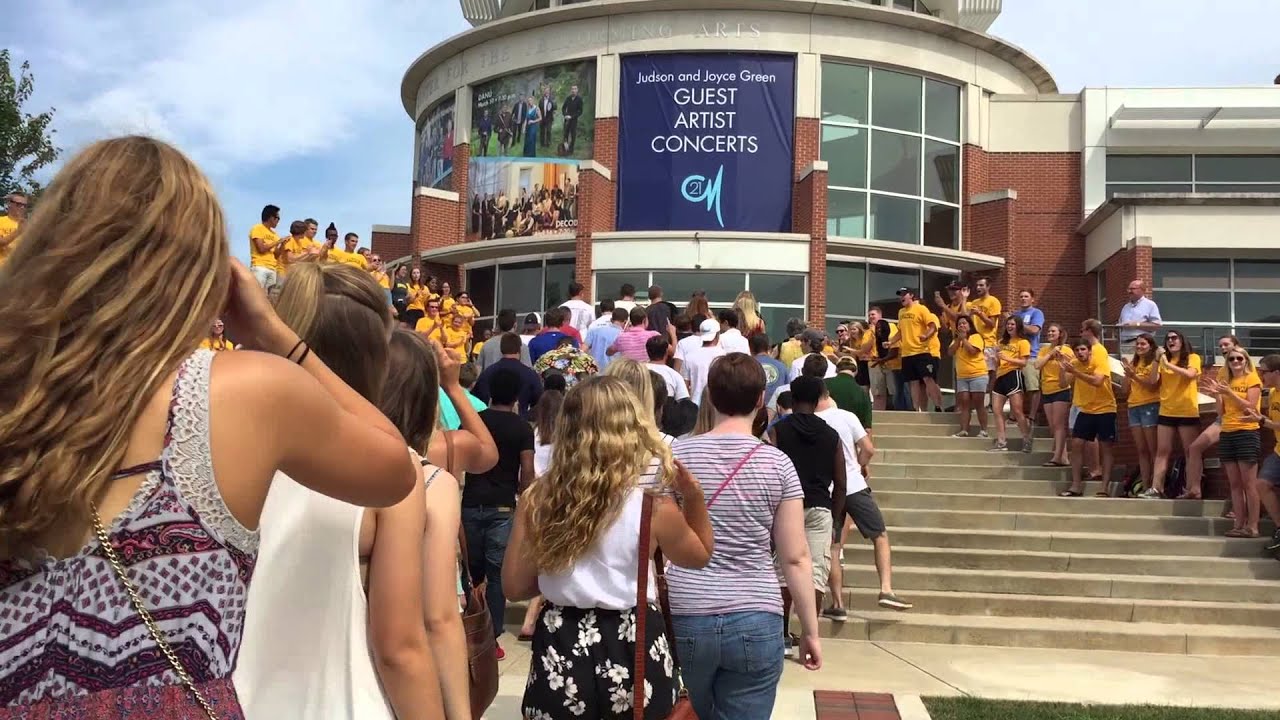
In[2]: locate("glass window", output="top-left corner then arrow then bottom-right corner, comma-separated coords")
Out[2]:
923,139 -> 959,202
1107,155 -> 1192,183
922,270 -> 957,310
827,189 -> 867,238
871,69 -> 921,133
750,273 -> 805,305
869,130 -> 921,195
892,0 -> 914,8
1153,259 -> 1230,290
497,261 -> 545,315
543,259 -> 575,309
868,264 -> 917,320
924,79 -> 960,142
922,202 -> 958,249
466,265 -> 496,318
822,125 -> 868,189
1238,327 -> 1280,356
821,63 -> 869,126
1106,183 -> 1193,198
869,194 -> 920,245
1236,260 -> 1280,290
1235,292 -> 1280,325
1195,155 -> 1280,183
595,272 -> 642,302
1193,183 -> 1280,193
759,306 -> 805,346
1152,291 -> 1231,323
826,262 -> 868,318
650,272 -> 745,304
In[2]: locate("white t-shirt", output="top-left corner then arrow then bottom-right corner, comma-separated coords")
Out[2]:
533,431 -> 554,477
684,344 -> 727,405
615,299 -> 638,314
767,382 -> 790,411
647,362 -> 690,401
719,328 -> 751,355
674,335 -> 704,378
789,353 -> 836,382
589,313 -> 612,330
816,407 -> 869,494
560,298 -> 594,335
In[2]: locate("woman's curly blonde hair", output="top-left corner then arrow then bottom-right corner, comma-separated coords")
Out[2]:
520,375 -> 675,574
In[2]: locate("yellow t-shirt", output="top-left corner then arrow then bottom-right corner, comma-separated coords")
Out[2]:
926,310 -> 942,358
0,215 -> 19,266
373,271 -> 391,289
858,332 -> 875,359
406,284 -> 428,312
441,324 -> 469,353
966,295 -> 1002,344
329,249 -> 368,270
896,304 -> 935,357
778,338 -> 805,368
248,223 -> 281,271
955,334 -> 988,380
441,296 -> 457,317
1158,353 -> 1203,419
471,339 -> 486,360
278,236 -> 318,274
996,338 -> 1031,378
941,302 -> 964,332
1267,390 -> 1280,458
1126,357 -> 1160,408
415,315 -> 443,338
1220,370 -> 1263,432
1034,345 -> 1064,394
198,337 -> 235,352
452,303 -> 478,328
1071,344 -> 1117,414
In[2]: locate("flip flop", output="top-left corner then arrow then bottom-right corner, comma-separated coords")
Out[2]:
517,632 -> 534,642
1059,489 -> 1083,497
1042,460 -> 1069,467
1224,528 -> 1258,538
1176,492 -> 1202,500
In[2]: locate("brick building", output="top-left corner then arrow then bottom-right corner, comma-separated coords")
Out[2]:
379,0 -> 1280,363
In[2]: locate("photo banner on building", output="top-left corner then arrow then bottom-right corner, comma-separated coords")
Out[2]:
468,159 -> 580,239
416,98 -> 455,190
617,53 -> 796,232
470,60 -> 596,161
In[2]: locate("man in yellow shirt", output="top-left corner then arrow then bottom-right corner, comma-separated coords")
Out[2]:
249,204 -> 284,288
963,277 -> 1003,386
1058,333 -> 1117,497
279,220 -> 323,275
416,298 -> 445,340
1244,354 -> 1280,554
327,231 -> 368,270
866,306 -> 899,411
892,288 -> 941,413
0,192 -> 28,267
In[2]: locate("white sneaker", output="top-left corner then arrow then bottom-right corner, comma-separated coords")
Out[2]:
952,430 -> 970,438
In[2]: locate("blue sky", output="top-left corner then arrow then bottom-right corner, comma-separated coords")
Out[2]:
4,0 -> 1275,264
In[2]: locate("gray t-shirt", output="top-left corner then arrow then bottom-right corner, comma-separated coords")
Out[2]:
476,335 -> 531,371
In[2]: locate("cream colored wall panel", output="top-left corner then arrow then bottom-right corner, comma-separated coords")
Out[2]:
604,10 -> 813,55
592,236 -> 811,272
1083,205 -> 1128,272
796,52 -> 820,120
986,96 -> 1082,153
1136,206 -> 1280,251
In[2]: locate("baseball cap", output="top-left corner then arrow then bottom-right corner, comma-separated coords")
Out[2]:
523,312 -> 542,327
896,287 -> 919,297
836,355 -> 859,371
697,317 -> 720,341
946,281 -> 963,291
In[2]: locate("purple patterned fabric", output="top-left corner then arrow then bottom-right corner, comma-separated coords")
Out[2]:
0,350 -> 257,716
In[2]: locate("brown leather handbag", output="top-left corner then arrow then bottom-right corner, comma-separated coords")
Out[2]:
448,430 -> 499,719
634,494 -> 698,720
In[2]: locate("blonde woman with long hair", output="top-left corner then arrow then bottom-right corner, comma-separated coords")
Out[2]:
0,136 -> 415,716
603,356 -> 657,421
734,290 -> 766,339
503,376 -> 714,719
236,262 -> 444,720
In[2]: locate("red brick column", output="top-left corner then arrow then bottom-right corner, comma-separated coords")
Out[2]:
792,117 -> 825,326
571,117 -> 620,302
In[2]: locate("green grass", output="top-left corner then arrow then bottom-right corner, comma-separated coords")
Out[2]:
922,697 -> 1280,720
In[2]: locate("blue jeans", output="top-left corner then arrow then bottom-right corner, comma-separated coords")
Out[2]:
462,506 -> 513,640
672,611 -> 784,720
893,370 -> 913,410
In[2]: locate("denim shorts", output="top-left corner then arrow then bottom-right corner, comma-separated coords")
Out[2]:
1127,402 -> 1159,429
956,375 -> 989,393
1261,454 -> 1280,486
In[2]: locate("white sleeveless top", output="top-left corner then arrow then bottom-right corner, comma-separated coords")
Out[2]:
234,470 -> 395,720
538,487 -> 657,611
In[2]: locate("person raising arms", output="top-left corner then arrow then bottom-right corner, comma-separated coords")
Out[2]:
1057,337 -> 1118,497
1119,333 -> 1161,497
1146,331 -> 1204,499
0,136 -> 416,715
1035,323 -> 1072,468
1201,349 -> 1263,537
950,315 -> 989,438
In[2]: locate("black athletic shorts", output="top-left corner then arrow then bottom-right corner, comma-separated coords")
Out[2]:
1157,415 -> 1200,428
1072,411 -> 1117,442
993,371 -> 1024,397
901,353 -> 938,383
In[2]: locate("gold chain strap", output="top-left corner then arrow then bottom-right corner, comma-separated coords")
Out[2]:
90,504 -> 219,720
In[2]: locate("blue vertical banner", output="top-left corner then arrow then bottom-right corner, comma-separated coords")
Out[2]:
617,53 -> 796,232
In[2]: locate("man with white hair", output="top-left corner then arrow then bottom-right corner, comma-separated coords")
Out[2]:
1117,279 -> 1162,356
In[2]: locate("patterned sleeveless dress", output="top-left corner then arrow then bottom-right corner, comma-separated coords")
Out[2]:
0,349 -> 258,719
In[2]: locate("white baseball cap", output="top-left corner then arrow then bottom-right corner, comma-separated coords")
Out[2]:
697,317 -> 720,341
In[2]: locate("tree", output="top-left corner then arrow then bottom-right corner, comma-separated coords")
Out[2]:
0,49 -> 59,202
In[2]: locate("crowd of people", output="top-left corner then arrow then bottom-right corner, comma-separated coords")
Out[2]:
2,135 -> 1277,720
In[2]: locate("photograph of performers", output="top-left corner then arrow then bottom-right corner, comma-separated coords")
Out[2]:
415,99 -> 455,189
469,60 -> 595,161
469,162 -> 578,239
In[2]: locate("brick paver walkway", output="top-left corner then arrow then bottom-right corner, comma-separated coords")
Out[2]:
813,691 -> 902,720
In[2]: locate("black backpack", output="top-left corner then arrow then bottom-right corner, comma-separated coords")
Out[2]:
1164,457 -> 1188,499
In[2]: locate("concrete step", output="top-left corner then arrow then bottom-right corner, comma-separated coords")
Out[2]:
810,611 -> 1280,656
876,411 -> 984,425
879,507 -> 1258,536
873,475 -> 1073,496
840,588 -> 1280,628
875,435 -> 1056,450
878,449 -> 1056,466
874,421 -> 1051,438
881,527 -> 1277,559
842,545 -> 1280,580
842,565 -> 1280,603
870,464 -> 1070,481
874,491 -> 1227,517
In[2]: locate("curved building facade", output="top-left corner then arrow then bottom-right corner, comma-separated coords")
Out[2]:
374,0 -> 1280,358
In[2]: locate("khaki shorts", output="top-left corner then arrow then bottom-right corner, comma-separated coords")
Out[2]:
1022,364 -> 1041,392
773,506 -> 835,591
868,364 -> 897,401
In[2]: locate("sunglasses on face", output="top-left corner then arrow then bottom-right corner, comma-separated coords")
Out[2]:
1228,356 -> 1247,363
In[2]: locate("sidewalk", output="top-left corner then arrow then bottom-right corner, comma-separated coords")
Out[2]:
485,639 -> 1280,719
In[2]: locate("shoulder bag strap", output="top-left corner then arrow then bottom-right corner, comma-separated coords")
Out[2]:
633,493 -> 654,720
653,548 -> 686,692
705,443 -> 765,508
444,429 -> 457,477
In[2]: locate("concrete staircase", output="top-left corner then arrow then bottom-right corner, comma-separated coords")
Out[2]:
824,410 -> 1280,656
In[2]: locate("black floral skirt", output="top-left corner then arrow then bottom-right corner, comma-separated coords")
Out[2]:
522,601 -> 676,720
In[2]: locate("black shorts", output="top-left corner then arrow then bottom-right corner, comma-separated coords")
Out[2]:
1042,389 -> 1071,405
1072,411 -> 1117,442
993,371 -> 1024,397
901,353 -> 938,383
1157,415 -> 1200,428
842,488 -> 887,541
1219,429 -> 1261,463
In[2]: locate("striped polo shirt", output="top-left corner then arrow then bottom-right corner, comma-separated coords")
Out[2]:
667,434 -> 803,617
612,327 -> 659,363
